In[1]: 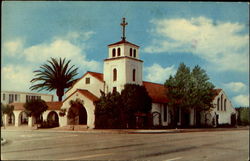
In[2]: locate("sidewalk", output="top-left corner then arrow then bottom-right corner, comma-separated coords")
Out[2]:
1,125 -> 249,134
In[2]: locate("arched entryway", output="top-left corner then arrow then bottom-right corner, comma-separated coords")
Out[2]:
47,111 -> 59,127
67,99 -> 88,125
152,111 -> 161,127
19,111 -> 28,125
79,105 -> 87,125
8,112 -> 15,125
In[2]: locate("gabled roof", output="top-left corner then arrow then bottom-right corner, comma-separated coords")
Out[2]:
63,89 -> 99,103
65,71 -> 104,93
10,101 -> 62,111
212,88 -> 223,99
143,81 -> 169,103
108,39 -> 139,48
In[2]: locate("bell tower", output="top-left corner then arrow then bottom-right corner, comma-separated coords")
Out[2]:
103,18 -> 143,93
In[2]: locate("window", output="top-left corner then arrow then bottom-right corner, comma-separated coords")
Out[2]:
113,87 -> 117,93
26,95 -> 29,102
130,48 -> 133,57
9,94 -> 14,103
133,49 -> 136,57
85,77 -> 90,84
112,48 -> 116,57
118,48 -> 121,56
217,98 -> 220,111
15,94 -> 17,101
113,68 -> 117,81
221,94 -> 223,111
132,69 -> 136,81
224,99 -> 227,111
163,105 -> 167,122
3,94 -> 5,100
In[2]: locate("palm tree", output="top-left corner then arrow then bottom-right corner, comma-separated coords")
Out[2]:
30,57 -> 78,101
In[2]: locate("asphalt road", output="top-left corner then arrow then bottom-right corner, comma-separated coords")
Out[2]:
1,129 -> 249,160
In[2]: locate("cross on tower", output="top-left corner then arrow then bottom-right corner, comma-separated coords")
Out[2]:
120,17 -> 128,40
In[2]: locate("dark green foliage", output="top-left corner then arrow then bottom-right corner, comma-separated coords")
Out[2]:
94,84 -> 152,129
121,84 -> 152,128
236,107 -> 249,125
164,63 -> 215,127
30,57 -> 78,101
24,99 -> 48,117
94,91 -> 123,128
1,103 -> 14,115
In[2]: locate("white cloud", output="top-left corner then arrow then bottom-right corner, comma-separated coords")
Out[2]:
224,82 -> 247,93
144,63 -> 176,83
144,17 -> 249,72
233,94 -> 249,107
3,38 -> 24,57
2,31 -> 100,93
3,31 -> 101,71
1,65 -> 33,92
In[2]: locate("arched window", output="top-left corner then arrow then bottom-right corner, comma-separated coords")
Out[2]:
130,48 -> 133,57
133,69 -> 136,81
217,98 -> 220,111
113,68 -> 117,81
133,49 -> 136,58
221,94 -> 223,111
118,48 -> 121,56
224,99 -> 227,111
112,48 -> 116,57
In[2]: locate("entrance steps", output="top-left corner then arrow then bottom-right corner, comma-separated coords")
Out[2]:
58,125 -> 88,130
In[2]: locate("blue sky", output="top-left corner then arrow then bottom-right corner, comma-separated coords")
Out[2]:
2,2 -> 249,107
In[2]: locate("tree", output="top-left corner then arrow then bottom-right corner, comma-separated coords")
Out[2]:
164,63 -> 215,127
67,98 -> 84,125
121,84 -> 152,128
30,57 -> 78,101
1,103 -> 14,115
94,84 -> 152,129
24,99 -> 48,122
94,91 -> 123,128
1,103 -> 14,126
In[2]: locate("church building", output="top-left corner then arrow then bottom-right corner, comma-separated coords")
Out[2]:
7,18 -> 236,129
58,18 -> 236,129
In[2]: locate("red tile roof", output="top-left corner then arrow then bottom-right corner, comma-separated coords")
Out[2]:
66,71 -> 223,104
143,81 -> 169,103
10,102 -> 62,111
63,89 -> 99,103
78,89 -> 99,102
212,88 -> 222,99
108,39 -> 140,48
88,72 -> 104,82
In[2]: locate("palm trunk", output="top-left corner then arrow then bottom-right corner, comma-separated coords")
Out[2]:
56,89 -> 64,102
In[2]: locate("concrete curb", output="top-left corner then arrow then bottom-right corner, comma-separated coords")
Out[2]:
1,138 -> 7,145
2,127 -> 248,134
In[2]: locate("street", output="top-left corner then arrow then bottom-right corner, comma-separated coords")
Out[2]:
1,129 -> 249,160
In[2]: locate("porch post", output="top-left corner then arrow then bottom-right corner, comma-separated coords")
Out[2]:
28,116 -> 35,127
4,114 -> 9,126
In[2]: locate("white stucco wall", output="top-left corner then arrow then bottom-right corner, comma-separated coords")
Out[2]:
60,91 -> 96,129
212,90 -> 236,124
65,73 -> 104,98
151,103 -> 170,126
201,90 -> 236,126
1,91 -> 53,104
104,58 -> 142,93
